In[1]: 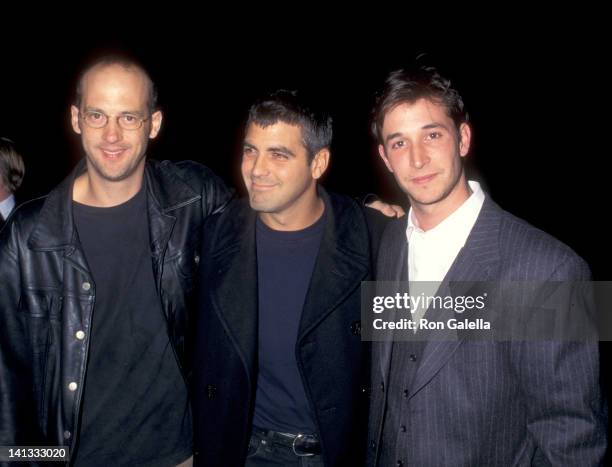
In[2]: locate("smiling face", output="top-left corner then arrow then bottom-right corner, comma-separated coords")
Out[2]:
70,63 -> 162,187
378,98 -> 472,220
241,121 -> 328,229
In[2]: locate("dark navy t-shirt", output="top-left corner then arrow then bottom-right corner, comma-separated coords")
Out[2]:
252,212 -> 325,434
72,186 -> 192,466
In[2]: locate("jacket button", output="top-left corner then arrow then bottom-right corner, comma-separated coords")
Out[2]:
68,382 -> 78,391
380,381 -> 385,392
350,321 -> 361,336
409,354 -> 417,362
194,255 -> 200,265
370,440 -> 376,449
206,384 -> 217,399
63,431 -> 71,439
82,282 -> 91,291
75,330 -> 86,340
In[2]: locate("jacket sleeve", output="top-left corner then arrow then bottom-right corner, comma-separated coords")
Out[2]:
514,255 -> 607,466
199,166 -> 234,217
172,160 -> 234,218
0,218 -> 39,448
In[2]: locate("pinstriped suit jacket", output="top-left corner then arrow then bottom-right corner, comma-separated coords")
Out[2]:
367,197 -> 607,466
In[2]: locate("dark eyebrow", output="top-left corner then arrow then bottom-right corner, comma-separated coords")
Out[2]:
385,123 -> 451,143
267,145 -> 295,157
385,132 -> 403,143
243,141 -> 257,151
422,122 -> 449,131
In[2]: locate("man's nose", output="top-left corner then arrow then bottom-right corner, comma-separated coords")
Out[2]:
251,154 -> 269,177
410,145 -> 430,169
102,117 -> 123,143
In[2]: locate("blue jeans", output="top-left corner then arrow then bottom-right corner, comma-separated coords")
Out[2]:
244,429 -> 324,467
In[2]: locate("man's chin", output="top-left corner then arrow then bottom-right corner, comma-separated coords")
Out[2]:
88,155 -> 144,183
413,196 -> 444,206
248,198 -> 279,214
91,164 -> 137,183
101,172 -> 132,182
249,202 -> 273,213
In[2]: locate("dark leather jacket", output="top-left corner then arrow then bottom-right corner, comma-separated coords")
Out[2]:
0,159 -> 231,455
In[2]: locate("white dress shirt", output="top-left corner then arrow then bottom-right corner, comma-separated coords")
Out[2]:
406,180 -> 485,326
0,194 -> 15,221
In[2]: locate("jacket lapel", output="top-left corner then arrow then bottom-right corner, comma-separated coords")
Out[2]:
407,198 -> 503,398
210,202 -> 259,380
28,161 -> 84,252
374,216 -> 409,378
297,190 -> 369,341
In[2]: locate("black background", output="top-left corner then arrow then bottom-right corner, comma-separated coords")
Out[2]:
1,32 -> 608,278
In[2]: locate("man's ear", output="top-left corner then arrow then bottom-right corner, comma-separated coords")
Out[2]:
148,110 -> 163,139
458,122 -> 472,157
378,144 -> 393,173
311,148 -> 330,180
71,106 -> 82,135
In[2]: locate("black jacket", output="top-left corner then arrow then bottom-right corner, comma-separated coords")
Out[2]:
0,159 -> 231,454
192,190 -> 372,467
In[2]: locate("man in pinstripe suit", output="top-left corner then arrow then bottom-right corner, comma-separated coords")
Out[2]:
366,65 -> 606,466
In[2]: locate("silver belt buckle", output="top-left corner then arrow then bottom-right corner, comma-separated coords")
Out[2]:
292,433 -> 315,457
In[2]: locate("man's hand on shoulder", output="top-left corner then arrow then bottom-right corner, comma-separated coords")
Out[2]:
366,199 -> 405,218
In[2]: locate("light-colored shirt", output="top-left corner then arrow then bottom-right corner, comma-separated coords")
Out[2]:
406,180 -> 485,325
0,194 -> 15,220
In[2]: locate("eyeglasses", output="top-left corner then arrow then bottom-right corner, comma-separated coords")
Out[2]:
80,110 -> 150,130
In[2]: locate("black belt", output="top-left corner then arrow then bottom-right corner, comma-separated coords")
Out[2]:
252,427 -> 321,456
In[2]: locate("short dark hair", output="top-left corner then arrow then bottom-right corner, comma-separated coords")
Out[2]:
74,54 -> 158,113
0,137 -> 25,194
372,65 -> 468,144
247,90 -> 332,161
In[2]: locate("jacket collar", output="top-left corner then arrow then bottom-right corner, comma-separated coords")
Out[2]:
144,159 -> 201,213
27,158 -> 200,251
298,189 -> 370,339
209,188 -> 370,375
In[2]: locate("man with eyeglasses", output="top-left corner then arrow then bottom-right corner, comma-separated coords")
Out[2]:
0,55 -> 230,466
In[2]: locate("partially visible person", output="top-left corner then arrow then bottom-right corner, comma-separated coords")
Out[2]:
0,137 -> 25,228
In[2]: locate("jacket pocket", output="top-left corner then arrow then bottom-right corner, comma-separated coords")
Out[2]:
18,290 -> 62,423
18,290 -> 60,347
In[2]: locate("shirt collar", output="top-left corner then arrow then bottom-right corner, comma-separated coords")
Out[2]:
406,180 -> 485,245
0,193 -> 15,219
